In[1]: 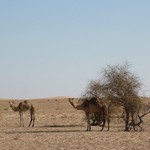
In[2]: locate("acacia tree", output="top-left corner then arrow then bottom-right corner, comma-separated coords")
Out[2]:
102,63 -> 142,131
84,63 -> 142,131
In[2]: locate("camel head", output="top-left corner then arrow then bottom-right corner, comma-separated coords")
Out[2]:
9,101 -> 18,112
9,100 -> 15,104
9,101 -> 13,106
69,98 -> 74,102
9,101 -> 16,106
69,98 -> 88,110
68,98 -> 75,107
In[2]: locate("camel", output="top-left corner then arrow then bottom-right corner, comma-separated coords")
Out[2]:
69,97 -> 110,131
9,100 -> 35,127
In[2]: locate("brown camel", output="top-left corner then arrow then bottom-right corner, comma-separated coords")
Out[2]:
69,97 -> 109,131
9,100 -> 35,127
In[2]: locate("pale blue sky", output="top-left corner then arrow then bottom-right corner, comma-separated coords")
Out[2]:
0,0 -> 150,99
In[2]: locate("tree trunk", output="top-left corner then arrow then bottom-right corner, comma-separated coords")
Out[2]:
124,108 -> 130,131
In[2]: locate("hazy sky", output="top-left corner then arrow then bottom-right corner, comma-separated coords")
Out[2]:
0,1 -> 150,99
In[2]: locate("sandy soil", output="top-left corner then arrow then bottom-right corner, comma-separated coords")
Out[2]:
0,98 -> 150,150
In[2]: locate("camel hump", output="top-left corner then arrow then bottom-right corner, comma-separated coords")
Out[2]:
83,100 -> 89,107
90,97 -> 98,104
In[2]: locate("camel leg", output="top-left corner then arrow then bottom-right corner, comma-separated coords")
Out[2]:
19,112 -> 24,127
28,107 -> 35,127
28,115 -> 32,127
100,112 -> 106,131
107,117 -> 110,131
28,114 -> 35,127
85,113 -> 91,131
28,111 -> 35,127
22,112 -> 24,127
32,114 -> 35,127
19,112 -> 22,127
101,119 -> 105,131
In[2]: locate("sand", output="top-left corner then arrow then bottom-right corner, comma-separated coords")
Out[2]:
0,98 -> 150,150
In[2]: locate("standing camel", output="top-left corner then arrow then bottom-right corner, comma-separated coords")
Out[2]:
69,97 -> 109,131
9,100 -> 35,127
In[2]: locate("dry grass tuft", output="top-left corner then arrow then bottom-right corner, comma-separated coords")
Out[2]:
13,136 -> 20,140
3,108 -> 9,111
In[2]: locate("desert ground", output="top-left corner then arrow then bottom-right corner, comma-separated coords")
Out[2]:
0,97 -> 150,150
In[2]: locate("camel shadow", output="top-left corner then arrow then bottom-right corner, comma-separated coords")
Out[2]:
0,124 -> 85,134
3,130 -> 83,134
1,128 -> 108,134
43,124 -> 82,128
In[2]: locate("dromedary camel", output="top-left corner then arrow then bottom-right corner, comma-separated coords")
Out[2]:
69,97 -> 110,131
9,100 -> 35,127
